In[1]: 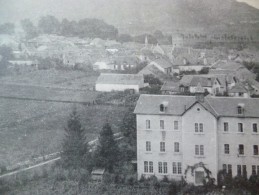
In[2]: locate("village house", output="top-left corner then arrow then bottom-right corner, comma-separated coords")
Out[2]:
162,74 -> 232,96
228,83 -> 250,98
149,58 -> 178,75
134,93 -> 259,185
95,73 -> 145,93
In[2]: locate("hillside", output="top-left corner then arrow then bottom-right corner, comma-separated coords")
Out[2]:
81,0 -> 259,34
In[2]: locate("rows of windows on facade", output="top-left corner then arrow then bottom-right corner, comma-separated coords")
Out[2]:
223,164 -> 259,177
144,119 -> 259,175
146,119 -> 258,133
144,161 -> 182,175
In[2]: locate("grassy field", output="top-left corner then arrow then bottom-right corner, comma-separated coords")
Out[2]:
0,69 -> 98,90
0,69 -> 129,168
0,98 -> 128,168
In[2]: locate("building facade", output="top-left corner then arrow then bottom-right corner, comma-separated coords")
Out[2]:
134,94 -> 259,185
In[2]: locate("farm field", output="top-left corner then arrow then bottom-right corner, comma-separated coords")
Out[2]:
0,69 -> 99,90
0,98 -> 129,168
0,69 -> 129,169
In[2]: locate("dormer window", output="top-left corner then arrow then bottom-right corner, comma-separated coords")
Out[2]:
160,101 -> 168,113
237,106 -> 242,114
160,104 -> 165,112
237,103 -> 244,115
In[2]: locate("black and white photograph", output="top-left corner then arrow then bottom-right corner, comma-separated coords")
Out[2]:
0,0 -> 259,194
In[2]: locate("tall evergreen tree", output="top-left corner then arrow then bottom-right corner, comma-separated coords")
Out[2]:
93,123 -> 119,172
61,108 -> 89,169
119,108 -> 137,161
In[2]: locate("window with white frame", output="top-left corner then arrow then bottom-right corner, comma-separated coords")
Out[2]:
238,144 -> 244,155
144,161 -> 153,173
174,142 -> 180,153
238,123 -> 243,132
199,123 -> 203,132
224,144 -> 230,154
163,162 -> 168,174
158,162 -> 163,173
195,123 -> 203,133
195,123 -> 199,132
222,164 -> 232,174
172,162 -> 182,174
252,165 -> 259,175
177,162 -> 182,174
144,161 -> 148,173
174,121 -> 178,130
253,145 -> 258,155
146,120 -> 150,129
158,162 -> 167,174
149,161 -> 153,173
146,141 -> 151,152
160,120 -> 164,130
160,142 -> 165,152
237,106 -> 243,114
237,165 -> 242,176
237,165 -> 247,177
224,122 -> 229,132
195,145 -> 204,156
253,123 -> 258,133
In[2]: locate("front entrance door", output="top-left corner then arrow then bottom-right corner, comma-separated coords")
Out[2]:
195,171 -> 205,185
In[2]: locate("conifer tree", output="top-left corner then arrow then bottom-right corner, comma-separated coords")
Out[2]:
93,122 -> 119,172
62,108 -> 89,169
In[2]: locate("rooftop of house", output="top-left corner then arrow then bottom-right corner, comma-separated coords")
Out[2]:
180,75 -> 222,87
150,57 -> 173,69
96,73 -> 144,85
134,94 -> 259,118
229,83 -> 248,93
161,81 -> 180,92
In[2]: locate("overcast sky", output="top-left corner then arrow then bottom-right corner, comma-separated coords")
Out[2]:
0,0 -> 258,25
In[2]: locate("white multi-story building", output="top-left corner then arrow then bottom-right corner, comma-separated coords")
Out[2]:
134,93 -> 259,185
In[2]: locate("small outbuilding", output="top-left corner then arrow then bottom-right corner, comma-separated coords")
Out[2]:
91,168 -> 106,182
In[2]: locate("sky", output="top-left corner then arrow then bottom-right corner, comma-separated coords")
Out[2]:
237,0 -> 259,8
0,0 -> 258,26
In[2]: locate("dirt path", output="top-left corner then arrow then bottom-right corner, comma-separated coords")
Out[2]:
0,157 -> 60,179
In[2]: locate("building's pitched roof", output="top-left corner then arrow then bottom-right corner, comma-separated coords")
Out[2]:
134,94 -> 259,118
134,95 -> 196,115
180,75 -> 220,87
151,58 -> 173,69
161,81 -> 180,92
229,83 -> 248,93
206,96 -> 259,118
96,73 -> 144,85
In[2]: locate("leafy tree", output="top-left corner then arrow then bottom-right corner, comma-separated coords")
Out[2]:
0,23 -> 15,34
21,19 -> 38,39
0,46 -> 12,76
61,108 -> 90,169
38,15 -> 60,34
93,122 -> 119,172
144,74 -> 162,85
199,67 -> 209,74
